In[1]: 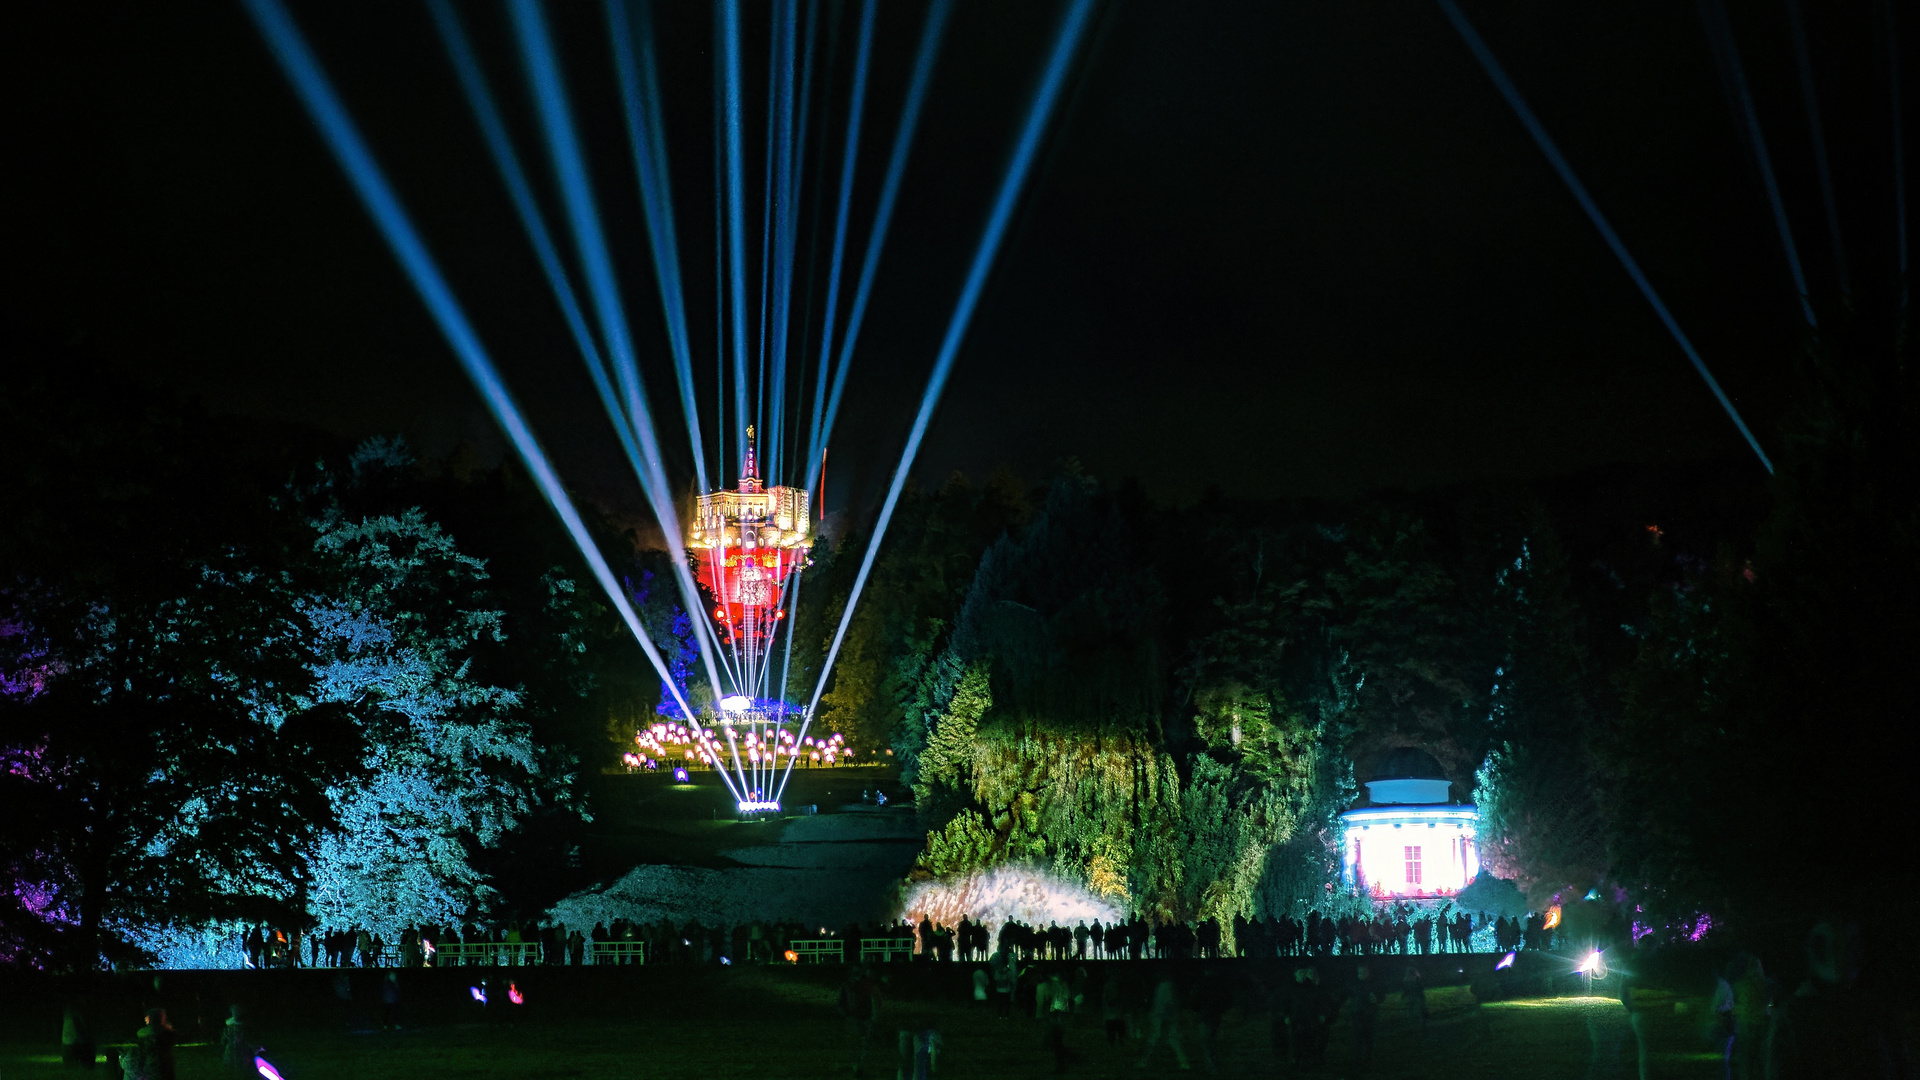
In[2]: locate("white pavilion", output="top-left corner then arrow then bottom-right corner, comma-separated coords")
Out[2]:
1340,747 -> 1480,899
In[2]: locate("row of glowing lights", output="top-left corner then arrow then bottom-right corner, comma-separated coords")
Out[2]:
622,723 -> 847,768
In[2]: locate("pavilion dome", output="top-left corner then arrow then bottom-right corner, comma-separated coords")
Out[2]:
1361,748 -> 1453,806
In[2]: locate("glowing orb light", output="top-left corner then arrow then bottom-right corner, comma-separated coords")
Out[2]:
673,767 -> 690,782
1543,906 -> 1561,930
1495,951 -> 1515,970
255,1056 -> 286,1080
784,949 -> 798,963
469,986 -> 486,1004
507,984 -> 524,1005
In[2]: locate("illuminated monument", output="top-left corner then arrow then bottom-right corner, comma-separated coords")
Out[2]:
1340,748 -> 1480,900
683,429 -> 813,812
688,428 -> 812,666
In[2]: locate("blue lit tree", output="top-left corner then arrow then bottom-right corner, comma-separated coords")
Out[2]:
0,352 -> 351,968
301,504 -> 574,934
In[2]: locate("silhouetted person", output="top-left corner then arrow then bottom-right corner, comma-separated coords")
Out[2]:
122,1009 -> 176,1080
1402,964 -> 1427,1024
1286,967 -> 1332,1067
1102,970 -> 1130,1045
1193,965 -> 1233,1072
1349,965 -> 1381,1069
1723,953 -> 1768,1080
220,1004 -> 255,1076
840,965 -> 883,1078
992,947 -> 1020,1019
898,1025 -> 942,1080
1766,921 -> 1913,1080
1136,965 -> 1189,1071
1620,960 -> 1650,1080
1041,972 -> 1075,1073
61,1000 -> 95,1070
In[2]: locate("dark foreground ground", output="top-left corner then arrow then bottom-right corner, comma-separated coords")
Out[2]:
0,956 -> 1735,1080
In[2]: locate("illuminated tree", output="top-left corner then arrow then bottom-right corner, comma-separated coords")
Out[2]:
0,353 -> 350,968
302,508 -> 573,933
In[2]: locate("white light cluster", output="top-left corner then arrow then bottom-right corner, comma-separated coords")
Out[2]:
623,721 -> 849,770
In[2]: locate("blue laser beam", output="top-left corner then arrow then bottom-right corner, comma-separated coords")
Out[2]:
1783,0 -> 1849,298
722,0 -> 752,480
509,0 -> 734,699
767,0 -> 800,485
241,0 -> 744,803
773,0 -> 820,487
754,0 -> 782,459
778,0 -> 1099,804
713,7 -> 729,487
804,0 -> 953,497
426,0 -> 642,478
1698,0 -> 1816,328
804,0 -> 876,499
430,0 -> 741,697
608,0 -> 711,496
1888,0 -> 1909,319
1434,0 -> 1773,474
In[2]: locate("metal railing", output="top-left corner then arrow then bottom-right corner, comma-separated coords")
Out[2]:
788,939 -> 844,963
431,942 -> 544,966
859,938 -> 915,963
587,941 -> 649,965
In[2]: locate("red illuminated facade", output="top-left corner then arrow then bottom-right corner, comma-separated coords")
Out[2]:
688,429 -> 812,657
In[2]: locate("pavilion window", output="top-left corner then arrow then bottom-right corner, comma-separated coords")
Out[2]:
1404,845 -> 1422,886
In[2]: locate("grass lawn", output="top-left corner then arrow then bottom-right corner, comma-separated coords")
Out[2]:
0,962 -> 1728,1079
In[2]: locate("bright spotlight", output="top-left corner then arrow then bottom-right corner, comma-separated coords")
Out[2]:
1577,951 -> 1607,976
255,1056 -> 287,1080
720,695 -> 752,713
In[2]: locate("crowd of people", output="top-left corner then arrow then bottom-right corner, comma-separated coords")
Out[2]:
251,906 -> 1543,970
953,908 -> 1539,963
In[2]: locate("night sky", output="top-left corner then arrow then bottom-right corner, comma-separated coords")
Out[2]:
4,0 -> 1911,518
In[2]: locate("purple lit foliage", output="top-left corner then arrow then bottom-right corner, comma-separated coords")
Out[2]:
0,614 -> 63,701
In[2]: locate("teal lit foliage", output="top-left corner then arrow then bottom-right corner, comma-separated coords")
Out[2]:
1183,507 -> 1483,918
1454,873 -> 1529,918
2,347 -> 603,965
302,498 -> 568,935
809,470 -> 1029,755
0,352 -> 347,968
1472,518 -> 1610,903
